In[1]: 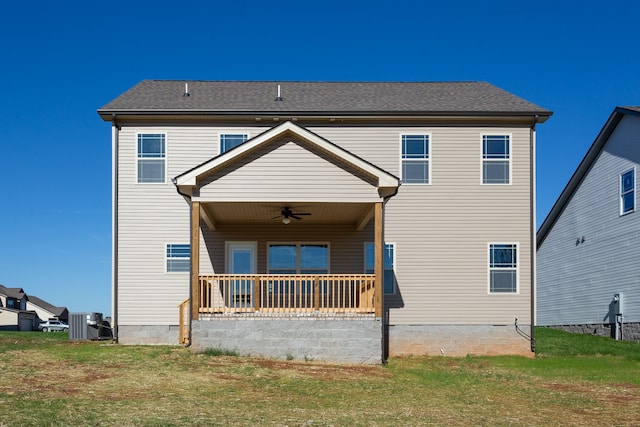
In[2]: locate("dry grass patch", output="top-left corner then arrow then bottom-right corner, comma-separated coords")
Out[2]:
0,330 -> 639,426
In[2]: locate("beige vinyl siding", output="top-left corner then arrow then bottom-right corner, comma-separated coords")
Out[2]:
25,303 -> 54,322
117,126 -> 223,326
197,137 -> 380,203
117,123 -> 532,327
384,126 -> 532,325
306,127 -> 401,175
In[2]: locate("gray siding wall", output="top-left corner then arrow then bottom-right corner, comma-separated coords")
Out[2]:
537,114 -> 640,326
116,123 -> 533,343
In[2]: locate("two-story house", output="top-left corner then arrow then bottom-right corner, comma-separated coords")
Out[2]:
99,81 -> 551,363
0,284 -> 38,331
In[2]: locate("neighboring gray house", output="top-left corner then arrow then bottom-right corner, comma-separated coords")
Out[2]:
99,80 -> 551,363
537,106 -> 640,341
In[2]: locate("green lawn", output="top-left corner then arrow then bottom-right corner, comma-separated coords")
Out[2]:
0,328 -> 638,426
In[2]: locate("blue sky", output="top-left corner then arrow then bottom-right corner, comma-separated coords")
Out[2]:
1,0 -> 639,316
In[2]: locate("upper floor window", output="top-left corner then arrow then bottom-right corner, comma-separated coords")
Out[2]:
401,134 -> 429,184
166,244 -> 190,272
137,134 -> 166,183
482,135 -> 510,184
620,169 -> 635,215
489,243 -> 517,293
220,133 -> 248,154
365,242 -> 396,294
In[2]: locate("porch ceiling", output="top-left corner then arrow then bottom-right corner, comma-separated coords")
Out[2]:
200,202 -> 374,228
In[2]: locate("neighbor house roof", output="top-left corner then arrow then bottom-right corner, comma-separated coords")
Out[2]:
98,80 -> 552,120
27,295 -> 68,318
537,106 -> 640,247
0,285 -> 25,300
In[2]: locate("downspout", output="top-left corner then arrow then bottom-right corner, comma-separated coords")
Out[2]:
172,178 -> 193,346
111,114 -> 120,342
530,115 -> 538,353
381,184 -> 400,364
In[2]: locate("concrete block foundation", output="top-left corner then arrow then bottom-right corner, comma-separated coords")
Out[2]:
388,324 -> 534,357
191,315 -> 382,364
546,322 -> 640,342
117,324 -> 179,345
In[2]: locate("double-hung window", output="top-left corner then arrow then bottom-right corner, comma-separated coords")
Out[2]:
401,134 -> 429,184
220,133 -> 248,154
137,134 -> 166,183
365,243 -> 396,294
620,169 -> 635,215
489,243 -> 517,293
482,135 -> 510,184
166,244 -> 190,272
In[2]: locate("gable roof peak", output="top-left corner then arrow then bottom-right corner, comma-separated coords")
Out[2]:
174,120 -> 399,191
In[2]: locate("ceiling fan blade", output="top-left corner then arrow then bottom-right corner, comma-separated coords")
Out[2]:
271,207 -> 311,221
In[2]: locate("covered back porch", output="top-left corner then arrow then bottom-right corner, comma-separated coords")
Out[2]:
174,122 -> 399,355
178,202 -> 386,345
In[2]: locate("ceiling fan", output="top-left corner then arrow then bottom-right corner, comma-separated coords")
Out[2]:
272,207 -> 311,224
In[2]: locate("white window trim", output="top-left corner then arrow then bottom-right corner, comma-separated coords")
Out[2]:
364,242 -> 397,295
136,132 -> 168,185
487,242 -> 519,294
165,243 -> 190,274
480,133 -> 512,185
266,242 -> 330,274
218,130 -> 251,155
620,167 -> 636,216
399,132 -> 431,185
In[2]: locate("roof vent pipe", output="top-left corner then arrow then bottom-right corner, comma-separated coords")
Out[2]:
183,83 -> 190,97
275,84 -> 283,101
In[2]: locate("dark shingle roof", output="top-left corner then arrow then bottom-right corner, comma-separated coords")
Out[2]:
99,80 -> 551,118
27,295 -> 68,317
0,285 -> 25,299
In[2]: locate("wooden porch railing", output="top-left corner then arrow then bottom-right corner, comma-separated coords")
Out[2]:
198,274 -> 376,314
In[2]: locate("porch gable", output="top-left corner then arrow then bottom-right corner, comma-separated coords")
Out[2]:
197,136 -> 382,203
174,121 -> 399,198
